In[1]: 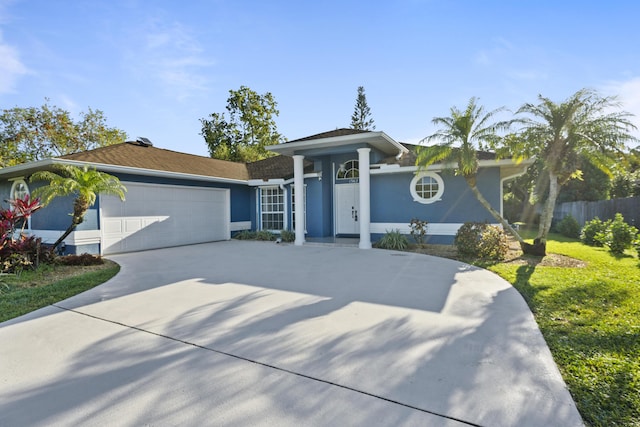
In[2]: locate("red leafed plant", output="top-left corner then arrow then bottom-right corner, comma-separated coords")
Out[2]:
0,195 -> 49,273
8,195 -> 42,234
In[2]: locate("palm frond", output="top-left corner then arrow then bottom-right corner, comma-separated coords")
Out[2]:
415,145 -> 454,170
30,164 -> 126,207
418,97 -> 510,177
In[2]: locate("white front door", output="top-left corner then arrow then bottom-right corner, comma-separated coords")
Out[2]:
335,183 -> 359,234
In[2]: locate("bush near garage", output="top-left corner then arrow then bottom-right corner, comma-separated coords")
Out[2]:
0,195 -> 52,274
55,253 -> 104,266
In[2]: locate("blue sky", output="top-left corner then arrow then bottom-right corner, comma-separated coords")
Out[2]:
1,0 -> 639,157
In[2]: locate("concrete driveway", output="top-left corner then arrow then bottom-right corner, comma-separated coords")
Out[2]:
0,241 -> 583,426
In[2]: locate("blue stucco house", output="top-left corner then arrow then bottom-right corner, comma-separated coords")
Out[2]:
0,129 -> 531,254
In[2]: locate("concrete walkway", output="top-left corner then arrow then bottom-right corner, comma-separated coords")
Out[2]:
0,241 -> 583,426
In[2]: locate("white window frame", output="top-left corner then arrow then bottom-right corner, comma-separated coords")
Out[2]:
291,184 -> 307,233
336,159 -> 359,180
260,186 -> 285,231
10,178 -> 30,203
9,178 -> 32,229
410,172 -> 444,204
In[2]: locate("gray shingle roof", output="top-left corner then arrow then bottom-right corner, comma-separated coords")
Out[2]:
246,155 -> 315,180
60,141 -> 250,181
287,128 -> 370,143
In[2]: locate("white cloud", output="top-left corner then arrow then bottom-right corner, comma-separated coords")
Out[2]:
604,77 -> 640,114
474,38 -> 547,84
124,18 -> 214,101
602,77 -> 640,139
0,29 -> 29,94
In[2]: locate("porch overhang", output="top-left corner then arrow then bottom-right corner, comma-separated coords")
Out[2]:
267,131 -> 409,157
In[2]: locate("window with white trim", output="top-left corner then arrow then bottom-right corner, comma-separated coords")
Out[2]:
10,179 -> 30,203
9,179 -> 31,230
260,186 -> 284,231
336,160 -> 359,180
291,184 -> 307,232
410,172 -> 444,204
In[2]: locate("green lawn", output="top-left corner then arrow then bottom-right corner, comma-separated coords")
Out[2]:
488,234 -> 640,427
0,261 -> 120,323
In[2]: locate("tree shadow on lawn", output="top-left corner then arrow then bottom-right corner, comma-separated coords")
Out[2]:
524,278 -> 639,426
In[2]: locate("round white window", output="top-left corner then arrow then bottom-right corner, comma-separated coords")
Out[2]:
410,172 -> 444,204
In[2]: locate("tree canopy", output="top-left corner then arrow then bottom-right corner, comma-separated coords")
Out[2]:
415,97 -> 527,248
350,86 -> 375,131
0,100 -> 127,168
510,88 -> 637,249
200,86 -> 284,162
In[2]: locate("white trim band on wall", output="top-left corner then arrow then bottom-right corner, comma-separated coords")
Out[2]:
370,222 -> 465,236
27,229 -> 101,246
230,221 -> 252,231
370,222 -> 501,235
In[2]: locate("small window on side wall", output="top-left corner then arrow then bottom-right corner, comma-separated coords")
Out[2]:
10,179 -> 30,203
9,179 -> 31,230
410,172 -> 444,204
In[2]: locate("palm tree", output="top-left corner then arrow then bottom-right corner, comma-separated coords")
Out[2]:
416,97 -> 528,249
515,89 -> 637,253
31,165 -> 126,251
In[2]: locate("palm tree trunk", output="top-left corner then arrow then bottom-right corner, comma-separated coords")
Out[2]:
51,197 -> 89,253
464,177 -> 527,247
535,171 -> 560,250
51,224 -> 77,252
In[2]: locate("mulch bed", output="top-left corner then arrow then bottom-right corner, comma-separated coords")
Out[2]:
407,238 -> 586,268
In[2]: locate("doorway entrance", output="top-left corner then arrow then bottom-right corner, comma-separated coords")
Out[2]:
335,183 -> 359,235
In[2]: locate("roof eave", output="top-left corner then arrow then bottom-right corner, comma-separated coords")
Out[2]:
0,159 -> 249,185
371,157 -> 535,175
267,131 -> 409,156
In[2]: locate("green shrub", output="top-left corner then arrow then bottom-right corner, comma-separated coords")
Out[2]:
55,253 -> 104,266
409,218 -> 428,245
581,217 -> 607,246
599,213 -> 638,255
556,215 -> 581,239
455,222 -> 508,260
455,222 -> 484,256
376,229 -> 409,251
234,230 -> 256,240
479,226 -> 509,260
255,230 -> 276,241
280,229 -> 295,242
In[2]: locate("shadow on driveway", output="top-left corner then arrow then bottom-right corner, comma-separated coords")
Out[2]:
0,241 -> 583,426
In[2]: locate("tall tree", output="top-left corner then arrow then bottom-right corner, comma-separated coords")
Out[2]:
200,86 -> 284,162
556,155 -> 611,203
0,100 -> 127,167
416,97 -> 528,249
30,165 -> 126,251
513,89 -> 637,253
350,86 -> 375,131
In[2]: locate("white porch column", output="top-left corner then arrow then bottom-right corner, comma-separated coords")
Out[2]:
357,148 -> 372,249
292,155 -> 305,246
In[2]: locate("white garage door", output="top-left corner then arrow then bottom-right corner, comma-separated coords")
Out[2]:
100,182 -> 230,254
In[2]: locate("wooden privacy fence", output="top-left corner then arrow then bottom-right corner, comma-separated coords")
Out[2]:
555,197 -> 640,227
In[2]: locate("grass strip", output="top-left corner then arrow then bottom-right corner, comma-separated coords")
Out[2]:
0,262 -> 120,323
